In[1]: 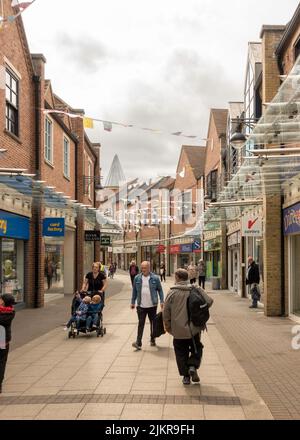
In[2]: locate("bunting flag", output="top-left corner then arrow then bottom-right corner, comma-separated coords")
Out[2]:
83,117 -> 94,129
0,0 -> 36,26
42,109 -> 201,140
11,0 -> 34,10
103,121 -> 112,132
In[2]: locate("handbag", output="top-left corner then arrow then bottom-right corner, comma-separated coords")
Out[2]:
152,312 -> 166,338
251,284 -> 261,301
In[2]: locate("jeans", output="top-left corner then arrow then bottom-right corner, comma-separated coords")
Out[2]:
86,313 -> 101,329
0,344 -> 9,386
199,276 -> 206,289
173,334 -> 203,377
136,306 -> 157,346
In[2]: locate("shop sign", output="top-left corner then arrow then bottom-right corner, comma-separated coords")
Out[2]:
180,243 -> 193,253
157,245 -> 166,253
43,218 -> 65,237
228,232 -> 241,247
192,240 -> 201,253
241,215 -> 262,237
0,210 -> 30,240
84,230 -> 100,242
169,244 -> 181,254
283,202 -> 300,235
100,235 -> 111,246
126,246 -> 137,254
113,246 -> 124,254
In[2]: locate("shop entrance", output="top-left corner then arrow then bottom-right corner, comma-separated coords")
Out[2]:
44,242 -> 64,294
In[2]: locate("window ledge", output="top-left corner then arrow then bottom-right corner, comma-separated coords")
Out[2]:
44,159 -> 54,169
4,129 -> 22,145
63,174 -> 71,182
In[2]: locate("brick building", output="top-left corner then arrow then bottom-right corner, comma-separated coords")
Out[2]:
0,0 -> 101,308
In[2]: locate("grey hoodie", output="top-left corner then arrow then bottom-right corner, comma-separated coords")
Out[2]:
163,281 -> 210,339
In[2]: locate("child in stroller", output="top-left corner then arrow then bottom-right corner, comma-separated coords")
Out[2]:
67,291 -> 106,338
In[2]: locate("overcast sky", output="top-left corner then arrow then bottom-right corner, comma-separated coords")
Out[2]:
23,0 -> 299,182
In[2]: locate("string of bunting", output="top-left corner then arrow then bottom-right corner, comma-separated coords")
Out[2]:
43,109 -> 199,139
0,0 -> 36,29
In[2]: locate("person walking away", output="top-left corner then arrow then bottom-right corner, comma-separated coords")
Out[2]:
246,256 -> 260,309
198,259 -> 206,289
188,261 -> 198,285
131,261 -> 164,350
160,262 -> 166,282
82,262 -> 108,303
163,269 -> 210,385
129,260 -> 139,286
46,260 -> 54,290
113,262 -> 117,274
109,263 -> 114,279
0,294 -> 16,394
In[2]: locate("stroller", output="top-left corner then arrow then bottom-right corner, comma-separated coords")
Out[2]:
68,291 -> 106,339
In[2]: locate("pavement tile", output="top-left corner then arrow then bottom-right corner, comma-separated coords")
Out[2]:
163,404 -> 205,420
203,405 -> 246,420
79,403 -> 125,417
0,404 -> 45,419
120,403 -> 164,420
35,403 -> 85,420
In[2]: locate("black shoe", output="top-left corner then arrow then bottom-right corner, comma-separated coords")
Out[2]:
150,340 -> 156,347
188,366 -> 200,383
182,376 -> 191,385
132,342 -> 142,350
249,305 -> 258,309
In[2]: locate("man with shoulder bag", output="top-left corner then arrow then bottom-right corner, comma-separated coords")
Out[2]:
246,256 -> 260,309
163,269 -> 213,385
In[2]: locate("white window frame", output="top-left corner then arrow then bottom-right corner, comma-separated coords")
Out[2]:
88,160 -> 93,200
63,136 -> 70,179
45,116 -> 53,165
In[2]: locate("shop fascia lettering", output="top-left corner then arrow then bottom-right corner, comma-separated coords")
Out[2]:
283,203 -> 300,235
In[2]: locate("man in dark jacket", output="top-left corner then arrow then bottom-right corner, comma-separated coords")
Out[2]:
0,294 -> 16,393
246,257 -> 260,309
129,261 -> 139,286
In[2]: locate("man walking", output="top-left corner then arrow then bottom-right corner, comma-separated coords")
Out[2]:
163,269 -> 206,385
198,259 -> 206,289
129,260 -> 139,286
246,256 -> 260,309
131,261 -> 164,350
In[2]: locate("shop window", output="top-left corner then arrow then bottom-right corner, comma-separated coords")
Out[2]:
1,239 -> 24,303
5,69 -> 19,136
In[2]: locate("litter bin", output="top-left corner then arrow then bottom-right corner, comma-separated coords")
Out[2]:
211,277 -> 220,290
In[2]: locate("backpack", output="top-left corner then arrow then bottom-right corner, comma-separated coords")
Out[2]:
187,286 -> 212,331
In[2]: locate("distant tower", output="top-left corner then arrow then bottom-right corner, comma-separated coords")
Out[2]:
105,155 -> 126,190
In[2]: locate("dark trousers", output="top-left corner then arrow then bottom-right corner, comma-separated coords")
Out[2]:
130,275 -> 136,286
160,273 -> 166,282
199,276 -> 206,289
0,345 -> 9,386
136,306 -> 157,346
173,334 -> 203,377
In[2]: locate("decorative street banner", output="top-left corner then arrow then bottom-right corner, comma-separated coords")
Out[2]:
100,235 -> 111,246
157,245 -> 166,253
84,230 -> 100,242
0,210 -> 30,240
283,202 -> 300,235
241,215 -> 263,237
43,218 -> 65,237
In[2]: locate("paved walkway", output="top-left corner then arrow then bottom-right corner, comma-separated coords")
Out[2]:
0,274 -> 273,420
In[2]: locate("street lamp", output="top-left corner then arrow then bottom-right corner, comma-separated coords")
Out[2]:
230,117 -> 258,150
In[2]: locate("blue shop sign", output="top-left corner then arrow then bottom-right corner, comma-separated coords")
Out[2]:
283,203 -> 300,235
0,210 -> 30,240
43,218 -> 65,237
180,243 -> 193,253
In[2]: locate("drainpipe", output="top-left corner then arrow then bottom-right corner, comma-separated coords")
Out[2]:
33,75 -> 41,308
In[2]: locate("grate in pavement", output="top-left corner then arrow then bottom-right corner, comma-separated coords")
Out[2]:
0,393 -> 241,406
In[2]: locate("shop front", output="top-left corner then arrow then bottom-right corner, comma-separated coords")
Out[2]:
227,231 -> 241,294
0,210 -> 29,305
43,218 -> 66,294
284,202 -> 300,318
203,230 -> 221,279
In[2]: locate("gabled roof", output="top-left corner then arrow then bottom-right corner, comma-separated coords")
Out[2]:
275,3 -> 300,56
177,145 -> 206,180
210,109 -> 228,137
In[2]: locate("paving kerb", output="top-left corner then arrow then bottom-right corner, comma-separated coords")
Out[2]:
0,273 -> 272,420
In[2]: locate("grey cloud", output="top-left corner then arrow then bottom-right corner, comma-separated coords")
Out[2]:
55,32 -> 110,73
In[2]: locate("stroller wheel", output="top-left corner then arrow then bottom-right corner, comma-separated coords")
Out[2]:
104,328 -> 107,335
68,331 -> 72,339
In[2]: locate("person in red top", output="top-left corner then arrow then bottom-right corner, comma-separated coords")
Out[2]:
0,294 -> 16,394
